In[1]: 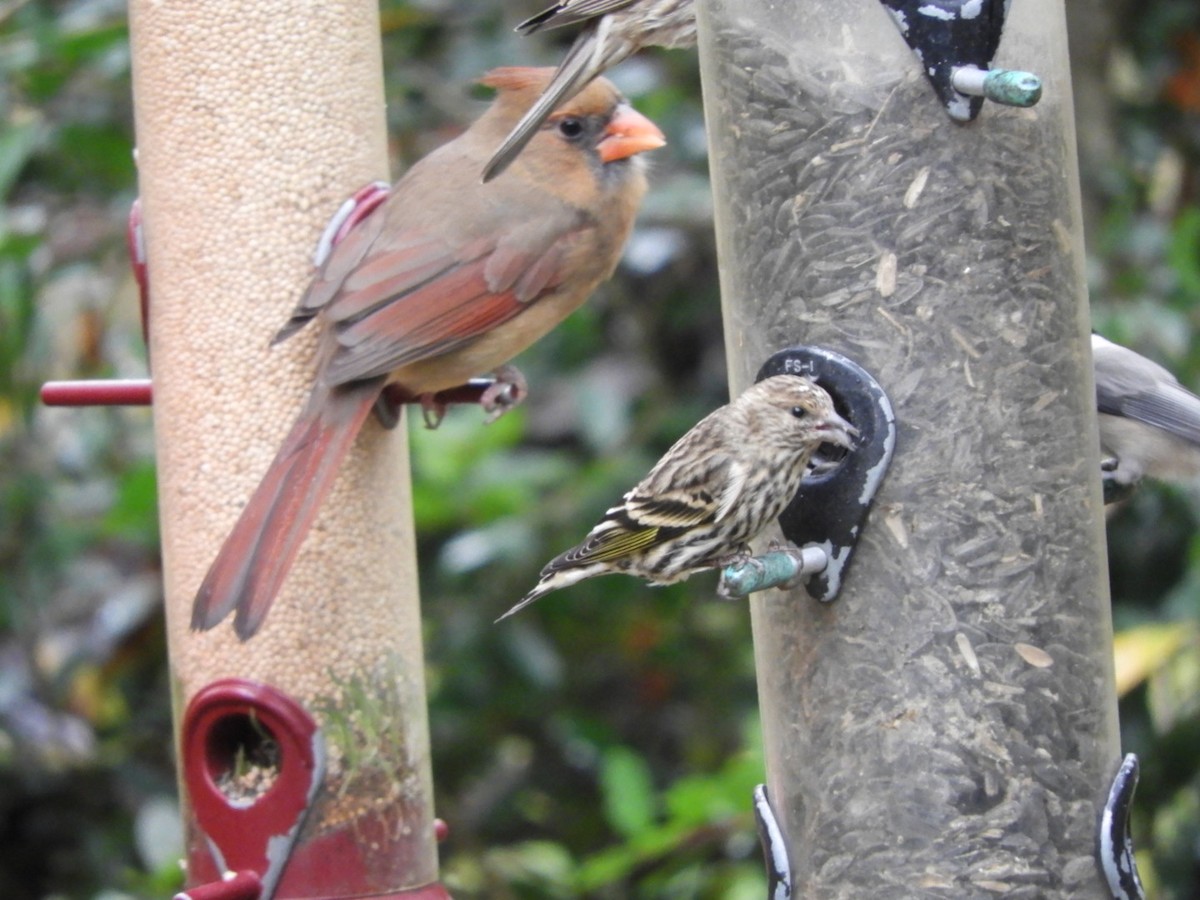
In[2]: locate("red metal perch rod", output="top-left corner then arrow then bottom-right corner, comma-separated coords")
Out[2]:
40,378 -> 495,409
41,379 -> 154,406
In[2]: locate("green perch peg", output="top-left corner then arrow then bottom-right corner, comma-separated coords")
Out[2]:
718,544 -> 829,599
951,66 -> 1043,108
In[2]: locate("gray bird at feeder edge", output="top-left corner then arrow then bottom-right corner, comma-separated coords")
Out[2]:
1093,332 -> 1200,502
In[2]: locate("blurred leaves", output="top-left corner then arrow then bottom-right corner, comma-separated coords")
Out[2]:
575,727 -> 765,894
1114,621 -> 1194,696
0,113 -> 42,197
1167,206 -> 1200,300
1089,5 -> 1200,896
1164,32 -> 1200,112
2,2 -> 169,899
599,745 -> 656,840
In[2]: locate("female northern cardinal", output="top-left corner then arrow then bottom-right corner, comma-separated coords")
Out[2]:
500,376 -> 857,619
191,67 -> 665,639
482,0 -> 696,182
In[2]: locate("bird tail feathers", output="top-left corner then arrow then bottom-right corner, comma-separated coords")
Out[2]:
482,29 -> 607,182
515,3 -> 568,35
190,379 -> 382,640
495,564 -> 600,622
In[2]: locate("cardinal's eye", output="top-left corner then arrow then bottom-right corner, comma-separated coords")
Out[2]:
557,117 -> 585,140
791,406 -> 809,420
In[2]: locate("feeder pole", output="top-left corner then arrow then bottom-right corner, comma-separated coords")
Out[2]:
128,3 -> 446,896
697,0 -> 1120,895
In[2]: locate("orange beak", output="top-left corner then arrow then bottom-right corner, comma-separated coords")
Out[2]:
598,104 -> 666,163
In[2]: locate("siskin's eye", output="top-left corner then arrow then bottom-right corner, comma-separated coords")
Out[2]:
791,406 -> 809,419
557,116 -> 585,140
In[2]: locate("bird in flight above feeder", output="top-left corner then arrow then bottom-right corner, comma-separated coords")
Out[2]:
190,67 -> 665,640
482,0 -> 696,182
1093,333 -> 1200,503
498,375 -> 858,620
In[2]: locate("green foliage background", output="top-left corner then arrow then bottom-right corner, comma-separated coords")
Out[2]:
1,0 -> 1197,897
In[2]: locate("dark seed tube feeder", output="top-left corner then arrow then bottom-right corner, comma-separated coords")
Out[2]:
696,0 -> 1122,894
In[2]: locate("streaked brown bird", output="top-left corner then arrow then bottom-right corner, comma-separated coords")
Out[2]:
499,375 -> 857,619
191,67 -> 665,640
482,0 -> 696,182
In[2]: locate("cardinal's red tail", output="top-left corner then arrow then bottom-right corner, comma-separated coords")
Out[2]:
190,378 -> 383,640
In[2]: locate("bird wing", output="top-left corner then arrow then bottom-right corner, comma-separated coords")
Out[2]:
308,211 -> 585,386
273,206 -> 391,344
622,410 -> 744,524
517,0 -> 639,34
1093,338 -> 1169,412
1110,381 -> 1200,445
543,451 -> 741,575
1093,337 -> 1200,445
537,411 -> 745,578
551,515 -> 664,567
623,457 -> 744,528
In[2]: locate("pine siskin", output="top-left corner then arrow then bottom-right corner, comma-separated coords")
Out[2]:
499,374 -> 857,619
482,0 -> 696,182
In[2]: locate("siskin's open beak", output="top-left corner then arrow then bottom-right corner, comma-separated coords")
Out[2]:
820,412 -> 859,451
598,104 -> 666,163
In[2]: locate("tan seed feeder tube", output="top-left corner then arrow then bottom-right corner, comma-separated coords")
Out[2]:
129,2 -> 445,896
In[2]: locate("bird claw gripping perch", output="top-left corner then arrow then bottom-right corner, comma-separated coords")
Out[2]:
479,363 -> 529,422
1100,458 -> 1137,505
1098,753 -> 1146,900
877,0 -> 1042,122
721,346 -> 895,603
752,785 -> 793,900
372,371 -> 528,430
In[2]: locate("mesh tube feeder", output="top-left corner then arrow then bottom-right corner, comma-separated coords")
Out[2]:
127,3 -> 447,896
696,0 -> 1122,894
